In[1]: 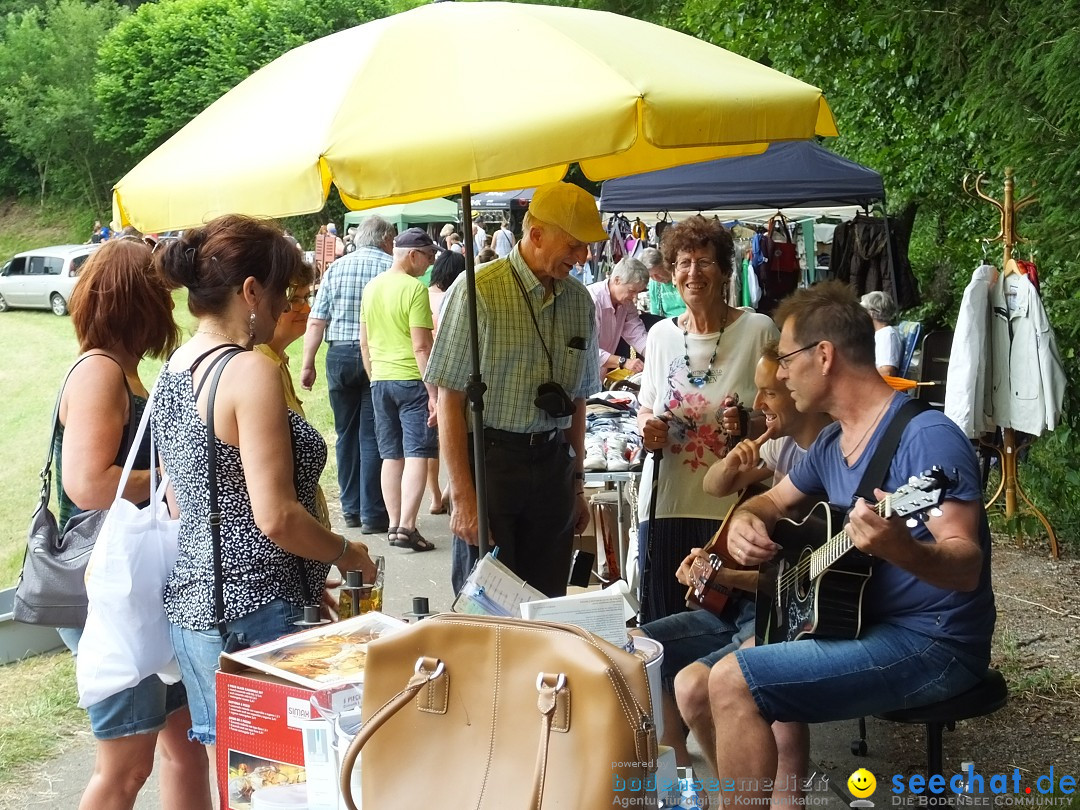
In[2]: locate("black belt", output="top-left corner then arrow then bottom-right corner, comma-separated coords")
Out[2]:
326,340 -> 361,346
484,428 -> 559,447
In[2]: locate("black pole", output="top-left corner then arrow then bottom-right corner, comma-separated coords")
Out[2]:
459,185 -> 490,554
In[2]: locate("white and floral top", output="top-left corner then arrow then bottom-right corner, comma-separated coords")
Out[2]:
637,311 -> 778,521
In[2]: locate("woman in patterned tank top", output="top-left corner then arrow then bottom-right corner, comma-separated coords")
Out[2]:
152,216 -> 377,766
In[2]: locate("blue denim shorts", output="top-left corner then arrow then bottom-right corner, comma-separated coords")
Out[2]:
734,623 -> 989,724
169,599 -> 304,745
640,597 -> 756,687
58,626 -> 188,740
370,380 -> 437,459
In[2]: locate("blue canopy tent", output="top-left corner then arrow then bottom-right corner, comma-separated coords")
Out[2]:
598,140 -> 884,212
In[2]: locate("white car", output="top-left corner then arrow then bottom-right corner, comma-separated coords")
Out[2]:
0,244 -> 99,315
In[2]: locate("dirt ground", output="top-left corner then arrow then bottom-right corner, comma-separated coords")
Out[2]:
852,536 -> 1080,780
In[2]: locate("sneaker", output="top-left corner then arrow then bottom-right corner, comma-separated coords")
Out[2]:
584,435 -> 607,471
605,435 -> 630,471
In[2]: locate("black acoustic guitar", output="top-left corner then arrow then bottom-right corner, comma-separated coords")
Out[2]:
755,468 -> 952,645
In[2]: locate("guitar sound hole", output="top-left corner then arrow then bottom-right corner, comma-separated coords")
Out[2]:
795,547 -> 813,600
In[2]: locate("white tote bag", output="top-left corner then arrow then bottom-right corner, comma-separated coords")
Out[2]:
77,392 -> 181,708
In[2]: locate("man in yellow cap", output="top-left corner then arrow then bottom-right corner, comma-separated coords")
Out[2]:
426,181 -> 606,596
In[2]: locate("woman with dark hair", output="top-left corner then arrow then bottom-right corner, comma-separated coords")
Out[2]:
636,215 -> 778,623
423,249 -> 466,514
152,215 -> 376,763
56,238 -> 211,810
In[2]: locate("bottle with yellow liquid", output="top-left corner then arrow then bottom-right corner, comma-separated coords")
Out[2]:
339,570 -> 364,620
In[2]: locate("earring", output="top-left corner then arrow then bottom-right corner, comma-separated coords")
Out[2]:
248,309 -> 257,344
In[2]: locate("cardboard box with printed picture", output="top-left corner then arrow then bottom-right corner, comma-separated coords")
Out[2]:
215,612 -> 406,810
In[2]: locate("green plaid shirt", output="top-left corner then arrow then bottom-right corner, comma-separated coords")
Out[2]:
426,247 -> 600,432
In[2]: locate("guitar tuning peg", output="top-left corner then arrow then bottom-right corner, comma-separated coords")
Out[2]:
906,517 -> 919,529
929,507 -> 943,518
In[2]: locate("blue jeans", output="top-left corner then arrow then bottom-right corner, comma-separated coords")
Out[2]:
325,343 -> 386,524
640,597 -> 756,688
733,623 -> 989,725
169,599 -> 304,745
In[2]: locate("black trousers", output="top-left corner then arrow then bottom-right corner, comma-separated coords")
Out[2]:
451,435 -> 576,598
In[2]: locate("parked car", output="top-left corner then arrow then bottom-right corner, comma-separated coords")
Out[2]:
0,244 -> 99,315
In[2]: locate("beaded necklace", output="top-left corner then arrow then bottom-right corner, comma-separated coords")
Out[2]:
681,312 -> 726,388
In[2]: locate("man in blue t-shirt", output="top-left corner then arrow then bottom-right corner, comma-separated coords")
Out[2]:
713,280 -> 995,805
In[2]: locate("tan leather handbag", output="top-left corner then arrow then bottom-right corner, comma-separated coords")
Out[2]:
340,613 -> 658,809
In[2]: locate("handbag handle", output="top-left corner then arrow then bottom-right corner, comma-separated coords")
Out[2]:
767,212 -> 792,242
38,353 -> 127,509
338,659 -> 566,810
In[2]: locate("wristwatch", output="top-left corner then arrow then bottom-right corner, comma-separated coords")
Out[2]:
618,356 -> 626,369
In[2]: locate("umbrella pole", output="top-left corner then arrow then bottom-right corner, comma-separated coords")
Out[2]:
459,185 -> 491,555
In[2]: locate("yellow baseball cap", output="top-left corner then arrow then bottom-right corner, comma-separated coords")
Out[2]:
529,182 -> 608,243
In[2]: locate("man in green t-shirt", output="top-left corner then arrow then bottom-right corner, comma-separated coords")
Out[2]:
359,228 -> 439,552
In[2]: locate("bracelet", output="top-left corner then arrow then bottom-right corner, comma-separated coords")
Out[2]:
328,534 -> 349,566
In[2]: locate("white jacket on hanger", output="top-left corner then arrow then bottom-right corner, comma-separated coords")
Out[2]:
945,264 -> 997,438
989,270 -> 1066,437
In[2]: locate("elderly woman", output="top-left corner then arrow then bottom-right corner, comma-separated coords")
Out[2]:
641,246 -> 686,319
153,216 -> 376,760
861,290 -> 901,376
636,216 -> 779,623
55,238 -> 210,810
587,256 -> 650,374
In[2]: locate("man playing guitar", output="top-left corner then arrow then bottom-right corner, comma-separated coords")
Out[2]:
714,281 -> 995,806
635,342 -> 830,783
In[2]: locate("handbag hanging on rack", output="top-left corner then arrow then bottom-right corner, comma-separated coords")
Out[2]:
340,613 -> 657,810
767,212 -> 799,273
13,355 -> 117,628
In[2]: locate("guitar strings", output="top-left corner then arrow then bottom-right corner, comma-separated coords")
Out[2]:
774,498 -> 889,592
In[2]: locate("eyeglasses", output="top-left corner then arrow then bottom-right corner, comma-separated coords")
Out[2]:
288,293 -> 313,307
673,258 -> 718,272
775,341 -> 822,369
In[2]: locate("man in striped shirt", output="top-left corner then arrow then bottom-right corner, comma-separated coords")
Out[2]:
301,216 -> 394,533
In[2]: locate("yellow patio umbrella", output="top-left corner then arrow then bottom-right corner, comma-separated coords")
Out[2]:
112,1 -> 838,555
112,1 -> 836,232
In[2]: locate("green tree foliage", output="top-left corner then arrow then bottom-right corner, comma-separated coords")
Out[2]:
681,0 -> 1080,544
0,0 -> 128,208
95,0 -> 389,158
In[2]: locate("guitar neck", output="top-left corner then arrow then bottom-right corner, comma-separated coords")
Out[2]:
809,496 -> 888,579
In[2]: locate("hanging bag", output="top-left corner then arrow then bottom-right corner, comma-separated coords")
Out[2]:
339,613 -> 657,810
13,355 -> 119,628
767,213 -> 798,273
76,387 -> 182,707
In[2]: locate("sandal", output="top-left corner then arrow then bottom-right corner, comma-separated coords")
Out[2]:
390,527 -> 436,552
387,526 -> 401,543
429,503 -> 448,515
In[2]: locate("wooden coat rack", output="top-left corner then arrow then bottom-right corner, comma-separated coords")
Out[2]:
963,168 -> 1059,558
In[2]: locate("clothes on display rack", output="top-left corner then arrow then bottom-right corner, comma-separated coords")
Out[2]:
830,212 -> 920,309
945,263 -> 1065,439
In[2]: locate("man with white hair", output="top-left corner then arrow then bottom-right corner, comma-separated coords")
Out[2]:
301,216 -> 395,533
426,181 -> 603,597
587,256 -> 650,374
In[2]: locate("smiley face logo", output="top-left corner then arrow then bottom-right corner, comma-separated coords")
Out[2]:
848,769 -> 877,799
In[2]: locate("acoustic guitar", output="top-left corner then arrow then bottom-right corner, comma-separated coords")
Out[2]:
684,483 -> 766,615
755,468 -> 952,645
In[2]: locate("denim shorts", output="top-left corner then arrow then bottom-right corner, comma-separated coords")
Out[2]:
169,599 -> 304,745
58,626 -> 188,740
370,380 -> 437,459
640,597 -> 756,688
734,623 -> 989,725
